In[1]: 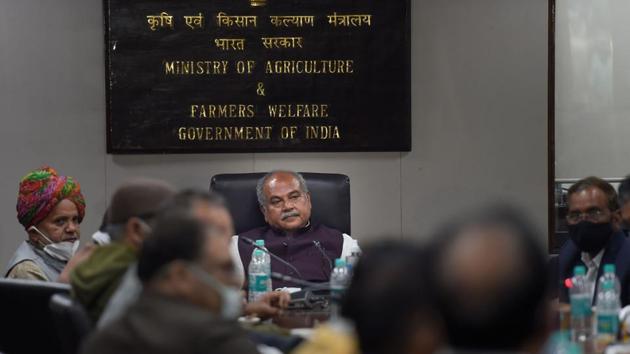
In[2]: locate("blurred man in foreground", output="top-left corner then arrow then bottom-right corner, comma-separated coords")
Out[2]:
99,190 -> 290,328
432,207 -> 551,353
293,241 -> 442,354
71,178 -> 176,322
81,210 -> 259,354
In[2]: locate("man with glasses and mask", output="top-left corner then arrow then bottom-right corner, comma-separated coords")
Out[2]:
5,166 -> 86,281
232,170 -> 359,289
81,206 -> 259,354
558,176 -> 630,306
71,178 -> 176,322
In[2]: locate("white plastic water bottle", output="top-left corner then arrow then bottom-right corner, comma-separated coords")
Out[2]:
330,258 -> 350,319
597,264 -> 621,301
255,239 -> 272,292
595,267 -> 621,350
248,240 -> 271,302
570,266 -> 595,352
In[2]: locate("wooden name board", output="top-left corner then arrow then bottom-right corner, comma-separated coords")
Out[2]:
105,0 -> 410,153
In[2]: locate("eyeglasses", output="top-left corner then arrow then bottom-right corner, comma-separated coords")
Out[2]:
566,208 -> 609,224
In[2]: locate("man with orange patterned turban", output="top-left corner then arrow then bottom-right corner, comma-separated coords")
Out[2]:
5,166 -> 86,281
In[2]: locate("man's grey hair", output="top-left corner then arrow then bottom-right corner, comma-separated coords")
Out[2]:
256,170 -> 309,207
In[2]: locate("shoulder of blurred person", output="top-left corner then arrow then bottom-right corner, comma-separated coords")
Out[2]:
97,263 -> 142,329
58,242 -> 97,283
71,242 -> 137,322
81,291 -> 257,354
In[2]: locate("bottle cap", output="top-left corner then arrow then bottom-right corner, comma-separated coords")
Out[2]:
255,239 -> 265,247
574,266 -> 586,276
335,258 -> 346,268
604,264 -> 616,274
253,249 -> 264,257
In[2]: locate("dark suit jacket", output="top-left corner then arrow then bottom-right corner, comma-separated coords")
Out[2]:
80,291 -> 259,354
558,230 -> 630,306
239,223 -> 343,288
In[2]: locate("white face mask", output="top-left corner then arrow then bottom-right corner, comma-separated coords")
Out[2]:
189,265 -> 242,320
91,230 -> 111,246
28,226 -> 79,262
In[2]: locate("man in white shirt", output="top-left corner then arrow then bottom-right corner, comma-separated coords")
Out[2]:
231,171 -> 359,289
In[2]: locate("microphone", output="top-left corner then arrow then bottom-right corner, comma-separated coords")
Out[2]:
270,272 -> 328,289
238,236 -> 304,279
271,272 -> 330,311
313,240 -> 333,272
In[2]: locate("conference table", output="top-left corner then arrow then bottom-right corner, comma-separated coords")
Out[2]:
273,309 -> 330,329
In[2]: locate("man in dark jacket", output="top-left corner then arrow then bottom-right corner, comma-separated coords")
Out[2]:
233,170 -> 359,289
558,176 -> 630,306
81,206 -> 259,354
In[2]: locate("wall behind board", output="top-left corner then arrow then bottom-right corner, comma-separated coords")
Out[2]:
0,0 -> 548,267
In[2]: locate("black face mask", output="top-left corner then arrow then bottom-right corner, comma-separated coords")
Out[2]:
568,221 -> 613,254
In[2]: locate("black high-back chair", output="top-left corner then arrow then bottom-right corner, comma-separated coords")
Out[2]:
210,172 -> 351,235
0,278 -> 70,354
49,293 -> 93,354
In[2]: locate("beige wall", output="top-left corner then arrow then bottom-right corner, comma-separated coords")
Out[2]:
0,0 -> 549,267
